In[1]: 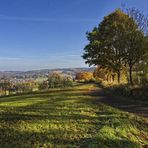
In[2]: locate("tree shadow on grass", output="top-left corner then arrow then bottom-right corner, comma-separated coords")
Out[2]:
79,137 -> 141,148
89,87 -> 148,117
0,90 -> 91,105
0,127 -> 141,148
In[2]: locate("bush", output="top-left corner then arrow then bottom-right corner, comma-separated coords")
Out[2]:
63,76 -> 73,87
15,82 -> 37,93
139,76 -> 148,86
38,81 -> 49,90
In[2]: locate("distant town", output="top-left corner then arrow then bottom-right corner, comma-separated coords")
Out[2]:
0,67 -> 94,96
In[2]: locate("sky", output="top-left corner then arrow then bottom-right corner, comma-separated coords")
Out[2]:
0,0 -> 148,71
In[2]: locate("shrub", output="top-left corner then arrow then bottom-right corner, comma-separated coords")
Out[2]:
63,76 -> 73,87
38,81 -> 49,90
15,81 -> 38,93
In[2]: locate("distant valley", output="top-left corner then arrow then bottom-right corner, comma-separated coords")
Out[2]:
0,67 -> 95,79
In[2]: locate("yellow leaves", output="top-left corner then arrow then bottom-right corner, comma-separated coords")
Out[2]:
75,71 -> 93,81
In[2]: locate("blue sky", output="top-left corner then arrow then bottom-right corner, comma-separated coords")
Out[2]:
0,0 -> 148,71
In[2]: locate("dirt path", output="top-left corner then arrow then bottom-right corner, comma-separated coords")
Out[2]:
91,89 -> 148,117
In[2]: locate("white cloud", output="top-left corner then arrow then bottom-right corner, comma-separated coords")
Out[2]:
0,57 -> 21,60
0,15 -> 97,23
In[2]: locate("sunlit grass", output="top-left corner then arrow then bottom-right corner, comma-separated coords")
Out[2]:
0,84 -> 147,148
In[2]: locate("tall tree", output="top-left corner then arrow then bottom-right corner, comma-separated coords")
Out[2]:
123,8 -> 148,85
83,10 -> 131,83
124,25 -> 145,85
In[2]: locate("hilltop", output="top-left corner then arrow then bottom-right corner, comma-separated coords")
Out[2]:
0,67 -> 95,78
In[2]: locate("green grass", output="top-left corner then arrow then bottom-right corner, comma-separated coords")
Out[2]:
0,83 -> 147,148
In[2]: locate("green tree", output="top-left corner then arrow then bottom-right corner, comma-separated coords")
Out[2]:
63,76 -> 73,87
48,72 -> 63,88
48,72 -> 73,88
124,27 -> 145,85
0,78 -> 11,95
123,8 -> 148,85
83,10 -> 129,83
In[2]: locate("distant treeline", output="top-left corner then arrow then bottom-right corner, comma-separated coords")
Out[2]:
0,72 -> 73,96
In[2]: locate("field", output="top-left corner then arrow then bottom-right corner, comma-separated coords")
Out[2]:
0,83 -> 147,148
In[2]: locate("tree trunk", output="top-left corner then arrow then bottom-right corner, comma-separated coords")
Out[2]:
135,64 -> 140,85
106,75 -> 109,82
129,65 -> 133,86
109,75 -> 112,82
112,74 -> 115,82
117,71 -> 121,84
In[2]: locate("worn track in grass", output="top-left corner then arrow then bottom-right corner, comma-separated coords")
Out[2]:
91,88 -> 148,117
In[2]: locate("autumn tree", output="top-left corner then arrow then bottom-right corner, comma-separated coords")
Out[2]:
93,66 -> 116,82
75,71 -> 93,82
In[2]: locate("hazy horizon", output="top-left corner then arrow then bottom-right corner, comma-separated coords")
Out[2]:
0,66 -> 92,72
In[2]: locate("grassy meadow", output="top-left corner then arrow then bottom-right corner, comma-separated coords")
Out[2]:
0,83 -> 147,148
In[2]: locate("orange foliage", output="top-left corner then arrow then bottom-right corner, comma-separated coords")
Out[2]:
75,71 -> 93,81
